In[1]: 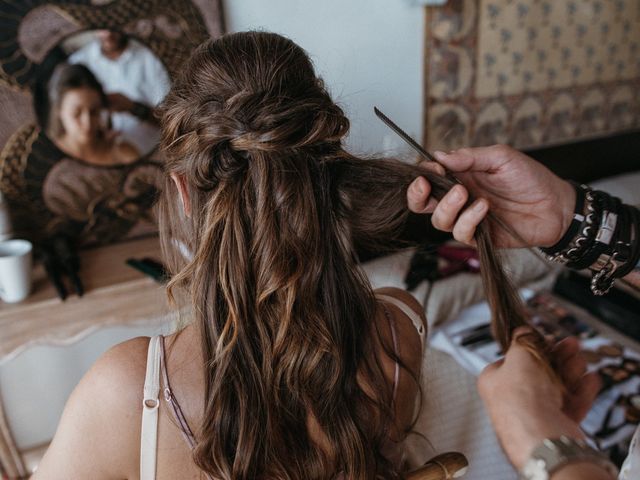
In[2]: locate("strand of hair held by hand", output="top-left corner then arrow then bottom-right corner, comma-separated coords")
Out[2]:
372,107 -> 555,375
419,167 -> 556,378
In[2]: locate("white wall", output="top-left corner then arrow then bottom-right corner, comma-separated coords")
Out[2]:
224,0 -> 424,157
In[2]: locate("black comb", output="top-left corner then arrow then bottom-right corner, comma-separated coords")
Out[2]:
374,107 -> 437,162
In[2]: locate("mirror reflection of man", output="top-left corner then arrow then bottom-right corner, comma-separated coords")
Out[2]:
69,30 -> 170,155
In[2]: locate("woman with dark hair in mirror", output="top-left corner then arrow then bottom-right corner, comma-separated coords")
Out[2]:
47,63 -> 139,166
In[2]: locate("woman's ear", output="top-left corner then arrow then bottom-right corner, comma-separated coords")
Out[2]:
170,173 -> 192,217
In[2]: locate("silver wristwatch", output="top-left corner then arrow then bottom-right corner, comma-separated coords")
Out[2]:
519,436 -> 619,480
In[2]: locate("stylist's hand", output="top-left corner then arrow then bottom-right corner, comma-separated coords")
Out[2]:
478,328 -> 601,470
107,93 -> 135,113
407,145 -> 576,248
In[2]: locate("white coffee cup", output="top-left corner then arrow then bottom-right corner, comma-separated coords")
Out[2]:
0,239 -> 33,303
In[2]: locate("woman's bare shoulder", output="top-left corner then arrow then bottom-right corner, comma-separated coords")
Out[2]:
71,335 -> 150,428
33,337 -> 151,479
84,336 -> 153,425
94,336 -> 151,391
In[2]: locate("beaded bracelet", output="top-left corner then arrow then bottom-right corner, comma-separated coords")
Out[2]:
543,187 -> 598,265
540,182 -> 587,256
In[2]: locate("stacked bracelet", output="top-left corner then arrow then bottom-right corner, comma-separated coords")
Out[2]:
540,183 -> 640,296
540,181 -> 587,257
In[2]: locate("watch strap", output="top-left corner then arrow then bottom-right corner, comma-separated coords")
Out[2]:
520,436 -> 618,480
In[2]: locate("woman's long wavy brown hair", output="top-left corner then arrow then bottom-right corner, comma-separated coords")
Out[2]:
158,31 -> 543,479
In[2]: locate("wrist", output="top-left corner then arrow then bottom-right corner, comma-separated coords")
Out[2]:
547,180 -> 578,248
559,180 -> 577,243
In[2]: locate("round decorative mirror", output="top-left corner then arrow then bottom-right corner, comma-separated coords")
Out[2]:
27,28 -> 172,244
0,0 -> 223,247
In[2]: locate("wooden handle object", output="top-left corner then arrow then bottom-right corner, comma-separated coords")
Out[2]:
405,452 -> 469,480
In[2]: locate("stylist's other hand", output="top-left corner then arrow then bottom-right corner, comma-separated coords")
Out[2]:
478,328 -> 601,470
407,145 -> 576,248
107,93 -> 135,113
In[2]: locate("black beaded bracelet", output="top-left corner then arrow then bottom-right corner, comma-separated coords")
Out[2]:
559,189 -> 600,265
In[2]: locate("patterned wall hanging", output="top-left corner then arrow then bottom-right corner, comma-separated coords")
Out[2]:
423,0 -> 640,152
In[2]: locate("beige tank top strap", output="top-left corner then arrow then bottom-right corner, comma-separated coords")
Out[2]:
140,335 -> 162,480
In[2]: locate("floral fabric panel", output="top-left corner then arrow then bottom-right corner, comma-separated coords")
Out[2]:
424,0 -> 640,151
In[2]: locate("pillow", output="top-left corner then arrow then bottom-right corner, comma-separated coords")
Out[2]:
361,245 -> 556,330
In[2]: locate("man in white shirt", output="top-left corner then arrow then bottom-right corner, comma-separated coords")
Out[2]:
69,30 -> 171,155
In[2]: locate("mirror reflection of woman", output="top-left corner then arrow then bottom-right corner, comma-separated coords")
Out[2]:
47,63 -> 139,166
